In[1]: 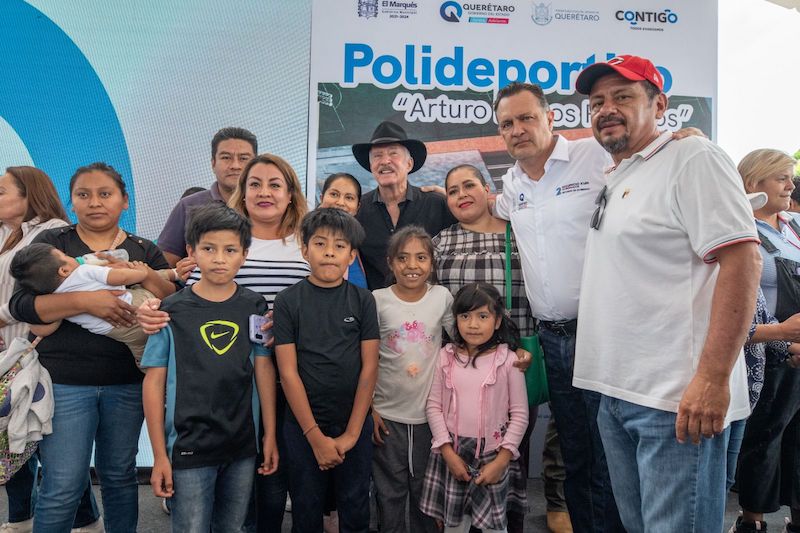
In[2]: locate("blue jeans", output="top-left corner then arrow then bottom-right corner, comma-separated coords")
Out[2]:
727,418 -> 747,492
5,455 -> 99,526
597,395 -> 730,533
33,383 -> 143,533
171,456 -> 256,533
284,416 -> 373,533
539,328 -> 623,532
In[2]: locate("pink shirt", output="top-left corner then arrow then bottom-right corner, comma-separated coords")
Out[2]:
426,343 -> 529,459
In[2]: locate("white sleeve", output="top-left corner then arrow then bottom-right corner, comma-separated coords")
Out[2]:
78,264 -> 114,284
441,290 -> 455,339
494,192 -> 511,221
671,143 -> 759,263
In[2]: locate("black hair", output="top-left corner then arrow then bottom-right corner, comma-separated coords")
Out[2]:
321,173 -> 362,201
384,225 -> 437,285
10,243 -> 65,295
445,164 -> 487,188
792,177 -> 800,205
451,282 -> 520,366
211,127 -> 257,159
640,80 -> 661,101
493,82 -> 550,113
301,207 -> 365,249
185,202 -> 252,250
181,186 -> 206,199
69,162 -> 127,196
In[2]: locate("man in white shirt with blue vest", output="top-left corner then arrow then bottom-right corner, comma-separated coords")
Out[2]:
573,54 -> 761,532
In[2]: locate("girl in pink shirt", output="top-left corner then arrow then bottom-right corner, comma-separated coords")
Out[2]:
420,282 -> 528,533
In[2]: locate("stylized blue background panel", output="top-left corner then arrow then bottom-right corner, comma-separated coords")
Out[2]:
1,1 -> 135,230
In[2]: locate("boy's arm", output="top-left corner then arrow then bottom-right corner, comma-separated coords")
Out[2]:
106,267 -> 148,287
143,367 -> 174,498
254,356 -> 278,475
275,343 -> 343,469
129,262 -> 176,299
334,338 -> 379,455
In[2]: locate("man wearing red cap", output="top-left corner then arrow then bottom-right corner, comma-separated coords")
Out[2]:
573,55 -> 762,531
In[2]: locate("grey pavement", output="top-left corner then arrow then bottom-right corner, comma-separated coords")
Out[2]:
0,478 -> 790,532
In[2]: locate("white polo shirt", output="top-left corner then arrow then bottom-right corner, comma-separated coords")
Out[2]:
495,135 -> 610,321
574,132 -> 758,424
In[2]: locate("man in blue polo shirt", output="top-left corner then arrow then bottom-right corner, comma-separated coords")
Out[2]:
158,127 -> 257,266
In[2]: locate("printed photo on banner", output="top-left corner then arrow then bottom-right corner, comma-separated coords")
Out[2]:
308,0 -> 716,200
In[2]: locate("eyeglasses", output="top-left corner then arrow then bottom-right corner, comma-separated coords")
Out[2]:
590,185 -> 608,230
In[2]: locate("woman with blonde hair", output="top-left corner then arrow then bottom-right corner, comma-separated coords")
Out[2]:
731,149 -> 800,533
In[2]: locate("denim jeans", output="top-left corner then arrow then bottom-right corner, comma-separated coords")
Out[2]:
171,455 -> 256,533
284,416 -> 373,533
539,328 -> 623,532
33,383 -> 143,533
5,455 -> 99,527
597,395 -> 730,533
726,418 -> 747,492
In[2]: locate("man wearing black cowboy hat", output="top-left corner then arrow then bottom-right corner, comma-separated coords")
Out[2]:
353,121 -> 455,289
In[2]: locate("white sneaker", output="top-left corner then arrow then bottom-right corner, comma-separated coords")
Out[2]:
0,519 -> 33,533
70,518 -> 105,533
782,516 -> 793,533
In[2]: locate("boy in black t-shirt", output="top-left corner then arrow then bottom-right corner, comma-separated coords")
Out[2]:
273,208 -> 380,532
141,204 -> 277,532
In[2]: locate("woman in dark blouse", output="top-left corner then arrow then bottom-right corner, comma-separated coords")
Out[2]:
10,162 -> 174,533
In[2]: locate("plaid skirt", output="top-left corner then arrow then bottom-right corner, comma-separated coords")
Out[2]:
419,436 -> 527,530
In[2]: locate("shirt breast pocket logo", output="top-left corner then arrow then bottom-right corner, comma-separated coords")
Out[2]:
515,192 -> 528,211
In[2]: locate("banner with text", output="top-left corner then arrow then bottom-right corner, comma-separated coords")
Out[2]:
308,0 -> 717,197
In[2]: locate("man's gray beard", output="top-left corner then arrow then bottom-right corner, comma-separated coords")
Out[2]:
601,134 -> 629,155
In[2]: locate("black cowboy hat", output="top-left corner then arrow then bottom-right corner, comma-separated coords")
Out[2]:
352,121 -> 427,174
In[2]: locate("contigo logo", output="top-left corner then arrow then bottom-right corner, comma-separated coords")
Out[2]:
615,9 -> 678,26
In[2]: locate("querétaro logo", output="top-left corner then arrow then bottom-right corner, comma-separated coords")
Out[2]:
615,9 -> 678,26
531,2 -> 552,25
440,1 -> 462,22
200,320 -> 240,356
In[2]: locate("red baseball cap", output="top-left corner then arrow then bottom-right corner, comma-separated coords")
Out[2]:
575,55 -> 664,95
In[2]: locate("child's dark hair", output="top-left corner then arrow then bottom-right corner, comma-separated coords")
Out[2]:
301,207 -> 365,248
185,202 -> 252,250
10,243 -> 65,295
385,225 -> 437,285
451,282 -> 519,366
181,186 -> 206,199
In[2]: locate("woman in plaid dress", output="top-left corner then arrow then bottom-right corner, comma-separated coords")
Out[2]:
420,283 -> 528,532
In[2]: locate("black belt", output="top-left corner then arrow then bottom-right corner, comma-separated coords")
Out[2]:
538,319 -> 578,337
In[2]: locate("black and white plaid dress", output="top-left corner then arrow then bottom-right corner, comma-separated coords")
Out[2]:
433,224 -> 535,336
419,436 -> 527,529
